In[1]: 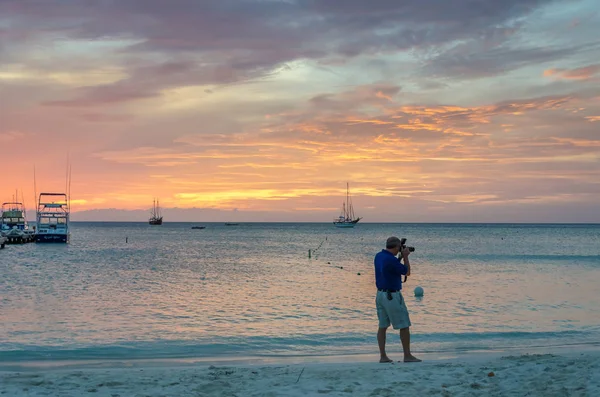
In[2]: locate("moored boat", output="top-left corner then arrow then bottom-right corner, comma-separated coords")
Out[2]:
35,193 -> 70,243
1,201 -> 35,243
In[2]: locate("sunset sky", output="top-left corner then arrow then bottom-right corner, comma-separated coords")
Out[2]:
1,0 -> 599,222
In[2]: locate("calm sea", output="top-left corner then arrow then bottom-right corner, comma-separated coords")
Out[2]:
1,222 -> 599,366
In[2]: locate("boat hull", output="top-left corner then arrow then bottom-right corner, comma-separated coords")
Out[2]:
35,234 -> 69,243
334,223 -> 356,228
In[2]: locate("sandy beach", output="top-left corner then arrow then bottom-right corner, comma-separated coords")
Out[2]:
2,349 -> 599,396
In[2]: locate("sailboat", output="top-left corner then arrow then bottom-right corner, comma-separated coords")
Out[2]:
149,198 -> 163,225
333,183 -> 362,228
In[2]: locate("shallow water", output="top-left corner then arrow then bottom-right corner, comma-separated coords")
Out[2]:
1,222 -> 599,364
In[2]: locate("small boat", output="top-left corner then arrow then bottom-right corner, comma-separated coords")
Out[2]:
35,192 -> 70,243
1,201 -> 30,232
224,222 -> 239,226
149,198 -> 163,225
1,200 -> 35,243
333,183 -> 362,228
191,226 -> 206,229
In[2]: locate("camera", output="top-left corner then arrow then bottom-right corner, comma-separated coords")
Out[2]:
400,238 -> 415,252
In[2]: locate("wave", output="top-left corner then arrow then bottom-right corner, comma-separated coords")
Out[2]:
1,330 -> 597,363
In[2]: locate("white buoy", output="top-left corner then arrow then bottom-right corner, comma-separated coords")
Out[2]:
414,286 -> 424,297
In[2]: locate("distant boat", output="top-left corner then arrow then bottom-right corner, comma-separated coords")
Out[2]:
224,223 -> 239,226
149,198 -> 163,225
35,192 -> 70,243
333,183 -> 362,228
191,226 -> 206,229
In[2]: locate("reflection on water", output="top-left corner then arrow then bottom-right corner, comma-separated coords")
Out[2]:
2,222 -> 600,360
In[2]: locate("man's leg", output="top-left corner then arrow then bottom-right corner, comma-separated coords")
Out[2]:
399,327 -> 421,362
378,327 -> 392,362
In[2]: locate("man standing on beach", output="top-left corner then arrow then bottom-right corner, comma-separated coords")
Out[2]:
374,236 -> 421,363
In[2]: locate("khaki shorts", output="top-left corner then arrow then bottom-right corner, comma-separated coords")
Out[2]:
376,290 -> 411,330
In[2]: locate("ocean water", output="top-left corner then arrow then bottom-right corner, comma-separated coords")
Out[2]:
1,222 -> 599,366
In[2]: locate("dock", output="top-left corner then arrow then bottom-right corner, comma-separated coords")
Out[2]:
3,230 -> 35,244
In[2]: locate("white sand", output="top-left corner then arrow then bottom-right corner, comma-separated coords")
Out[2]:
1,350 -> 599,396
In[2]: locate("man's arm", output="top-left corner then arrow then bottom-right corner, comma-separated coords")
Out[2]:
391,256 -> 409,275
401,247 -> 411,277
402,255 -> 411,277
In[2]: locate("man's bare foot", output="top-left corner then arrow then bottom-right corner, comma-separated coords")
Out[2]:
403,355 -> 422,363
379,356 -> 393,363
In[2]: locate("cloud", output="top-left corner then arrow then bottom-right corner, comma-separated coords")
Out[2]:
0,130 -> 26,142
80,113 -> 134,123
3,0 -> 600,221
423,43 -> 591,80
94,87 -> 600,180
1,0 -> 564,105
544,64 -> 600,80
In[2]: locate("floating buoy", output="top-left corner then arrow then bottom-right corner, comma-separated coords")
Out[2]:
414,286 -> 424,297
357,272 -> 361,276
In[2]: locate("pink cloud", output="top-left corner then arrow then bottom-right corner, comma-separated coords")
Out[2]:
543,64 -> 600,80
80,113 -> 134,123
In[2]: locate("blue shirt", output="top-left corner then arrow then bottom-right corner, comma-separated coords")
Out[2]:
374,249 -> 408,290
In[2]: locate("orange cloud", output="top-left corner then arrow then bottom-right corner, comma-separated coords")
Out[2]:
0,131 -> 27,142
3,77 -> 599,219
543,64 -> 600,80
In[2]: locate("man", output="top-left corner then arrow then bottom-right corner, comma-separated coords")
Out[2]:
374,236 -> 421,363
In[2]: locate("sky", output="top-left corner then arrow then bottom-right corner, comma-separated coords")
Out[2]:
1,0 -> 599,223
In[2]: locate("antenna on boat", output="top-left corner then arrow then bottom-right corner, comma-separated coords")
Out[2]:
21,190 -> 27,220
33,165 -> 38,221
65,153 -> 69,196
64,154 -> 72,212
68,163 -> 72,212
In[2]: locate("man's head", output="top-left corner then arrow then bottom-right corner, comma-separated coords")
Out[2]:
386,236 -> 402,254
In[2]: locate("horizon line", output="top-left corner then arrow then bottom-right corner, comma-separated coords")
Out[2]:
63,221 -> 600,225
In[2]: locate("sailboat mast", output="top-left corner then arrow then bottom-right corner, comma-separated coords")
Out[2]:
346,183 -> 349,219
